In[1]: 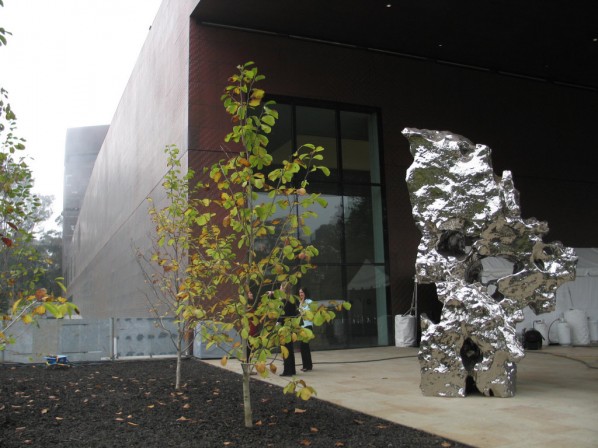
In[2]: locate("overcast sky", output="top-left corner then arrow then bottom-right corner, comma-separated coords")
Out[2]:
0,0 -> 162,229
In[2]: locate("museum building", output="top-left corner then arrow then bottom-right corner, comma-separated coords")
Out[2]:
63,0 -> 598,350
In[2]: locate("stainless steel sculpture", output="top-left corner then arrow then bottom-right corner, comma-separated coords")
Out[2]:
403,128 -> 577,397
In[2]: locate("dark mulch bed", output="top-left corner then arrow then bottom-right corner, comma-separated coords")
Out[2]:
0,358 -> 472,447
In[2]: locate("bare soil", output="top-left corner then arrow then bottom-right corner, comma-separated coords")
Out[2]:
0,358 -> 471,447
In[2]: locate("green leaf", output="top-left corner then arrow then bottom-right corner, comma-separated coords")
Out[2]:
261,115 -> 275,126
44,303 -> 62,319
319,166 -> 331,176
241,327 -> 249,339
313,313 -> 325,326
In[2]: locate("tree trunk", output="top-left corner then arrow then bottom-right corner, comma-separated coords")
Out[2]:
175,344 -> 182,390
241,363 -> 253,428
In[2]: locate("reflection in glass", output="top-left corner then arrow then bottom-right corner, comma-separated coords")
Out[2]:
346,264 -> 389,346
267,103 -> 292,166
344,185 -> 385,264
300,267 -> 349,350
254,101 -> 387,349
340,111 -> 380,184
252,192 -> 296,264
301,184 -> 342,264
296,106 -> 338,181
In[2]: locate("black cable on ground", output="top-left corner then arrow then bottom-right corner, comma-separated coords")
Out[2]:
312,354 -> 419,365
4,350 -> 596,370
526,349 -> 598,369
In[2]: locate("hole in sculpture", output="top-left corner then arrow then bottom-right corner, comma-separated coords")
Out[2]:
437,230 -> 468,257
460,337 -> 482,371
457,141 -> 471,156
464,259 -> 483,284
465,256 -> 523,301
534,259 -> 545,271
465,375 -> 479,395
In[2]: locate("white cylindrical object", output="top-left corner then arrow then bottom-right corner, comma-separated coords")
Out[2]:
564,309 -> 590,345
557,321 -> 571,346
589,319 -> 598,343
533,320 -> 549,347
394,315 -> 416,347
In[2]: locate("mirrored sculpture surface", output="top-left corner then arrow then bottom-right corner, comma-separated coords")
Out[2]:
403,128 -> 577,397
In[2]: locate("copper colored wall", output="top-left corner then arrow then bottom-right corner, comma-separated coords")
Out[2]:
187,23 -> 598,317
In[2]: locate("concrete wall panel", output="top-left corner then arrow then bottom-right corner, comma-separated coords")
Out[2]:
1,318 -> 180,363
68,0 -> 199,318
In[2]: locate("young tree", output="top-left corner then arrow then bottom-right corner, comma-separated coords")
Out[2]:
186,62 -> 350,427
0,89 -> 78,349
1,4 -> 77,349
0,196 -> 62,307
135,145 -> 208,390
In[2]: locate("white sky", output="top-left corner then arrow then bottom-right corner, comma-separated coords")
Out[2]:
0,0 -> 162,229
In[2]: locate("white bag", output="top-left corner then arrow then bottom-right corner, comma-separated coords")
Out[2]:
395,314 -> 416,347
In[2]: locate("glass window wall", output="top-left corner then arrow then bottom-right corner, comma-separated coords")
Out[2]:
260,101 -> 388,348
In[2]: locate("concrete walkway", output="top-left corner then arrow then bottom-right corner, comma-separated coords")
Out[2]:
204,345 -> 598,448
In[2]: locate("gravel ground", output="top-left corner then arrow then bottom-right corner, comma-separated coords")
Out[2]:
0,358 -> 472,447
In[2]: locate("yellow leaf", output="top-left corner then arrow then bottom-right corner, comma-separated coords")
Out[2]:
251,88 -> 264,100
34,305 -> 46,315
280,345 -> 289,359
269,363 -> 277,374
299,387 -> 313,400
220,356 -> 228,367
255,362 -> 266,374
249,88 -> 265,107
22,314 -> 33,324
11,297 -> 23,315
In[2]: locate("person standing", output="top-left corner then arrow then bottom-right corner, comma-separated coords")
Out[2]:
278,282 -> 297,377
299,287 -> 313,372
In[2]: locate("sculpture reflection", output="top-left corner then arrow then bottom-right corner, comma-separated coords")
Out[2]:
404,128 -> 577,397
